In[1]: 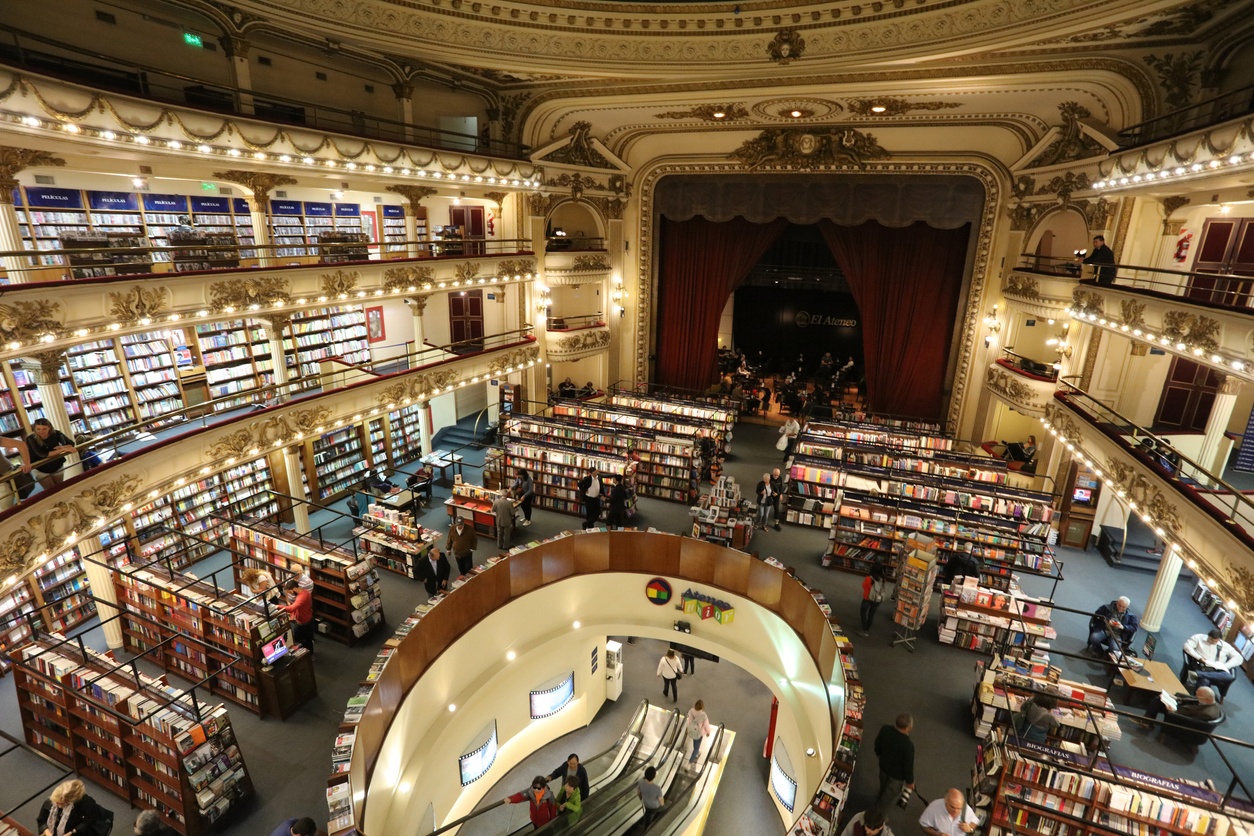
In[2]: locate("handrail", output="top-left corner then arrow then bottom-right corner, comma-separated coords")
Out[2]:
0,26 -> 530,159
547,314 -> 607,331
647,722 -> 728,835
1117,81 -> 1254,150
998,349 -> 1060,381
1010,254 -> 1254,313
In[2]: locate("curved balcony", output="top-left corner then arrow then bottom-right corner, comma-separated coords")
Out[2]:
543,248 -> 612,287
985,355 -> 1058,417
999,269 -> 1076,317
0,333 -> 540,579
1044,386 -> 1254,612
1009,254 -> 1254,387
545,315 -> 611,361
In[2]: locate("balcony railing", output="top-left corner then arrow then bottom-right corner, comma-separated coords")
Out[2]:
0,25 -> 529,159
544,235 -> 606,252
0,237 -> 535,283
547,313 -> 606,331
1053,384 -> 1254,543
1013,254 -> 1254,313
1118,82 -> 1254,150
999,349 -> 1059,381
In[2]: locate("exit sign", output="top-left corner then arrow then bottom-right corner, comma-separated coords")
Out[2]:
183,32 -> 203,48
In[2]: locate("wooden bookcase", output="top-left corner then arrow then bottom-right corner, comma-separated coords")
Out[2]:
305,424 -> 371,501
971,652 -> 1122,747
283,306 -> 370,381
552,401 -> 728,458
500,437 -> 638,518
119,332 -> 187,426
12,634 -> 255,836
608,393 -> 737,440
228,521 -> 384,645
939,579 -> 1056,654
354,507 -> 437,579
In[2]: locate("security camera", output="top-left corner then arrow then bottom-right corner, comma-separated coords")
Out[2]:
403,298 -> 414,306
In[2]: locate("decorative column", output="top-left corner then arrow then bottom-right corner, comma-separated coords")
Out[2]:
24,349 -> 80,477
80,536 -> 123,648
283,447 -> 312,533
0,147 -> 66,283
1199,376 -> 1241,474
1141,544 -> 1184,633
211,171 -> 298,267
407,294 -> 428,351
257,313 -> 292,395
418,400 -> 434,457
391,82 -> 415,141
220,36 -> 255,115
386,185 -> 438,258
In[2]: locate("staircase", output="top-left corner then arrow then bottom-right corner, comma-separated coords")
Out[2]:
432,411 -> 492,452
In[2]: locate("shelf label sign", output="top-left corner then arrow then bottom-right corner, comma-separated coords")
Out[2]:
381,205 -> 404,218
190,196 -> 230,213
143,194 -> 189,212
87,191 -> 139,211
271,200 -> 302,215
334,203 -> 361,217
232,198 -> 251,215
304,202 -> 333,216
25,187 -> 84,209
681,588 -> 734,624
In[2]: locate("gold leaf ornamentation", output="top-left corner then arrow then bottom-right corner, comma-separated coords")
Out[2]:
731,128 -> 889,171
495,259 -> 537,277
1120,299 -> 1146,330
1004,276 -> 1041,300
204,407 -> 333,460
767,29 -> 805,65
383,266 -> 436,292
455,263 -> 481,282
207,276 -> 291,311
1071,289 -> 1104,317
572,254 -> 611,271
845,98 -> 960,117
107,285 -> 170,324
554,329 -> 611,354
0,299 -> 63,345
487,346 -> 540,374
321,270 -> 359,298
655,104 -> 750,121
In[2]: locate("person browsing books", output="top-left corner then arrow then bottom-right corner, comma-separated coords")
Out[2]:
417,548 -> 451,597
277,578 -> 315,653
37,779 -> 106,836
919,789 -> 979,836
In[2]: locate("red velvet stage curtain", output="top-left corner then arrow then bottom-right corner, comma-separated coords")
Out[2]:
655,216 -> 787,390
818,220 -> 971,420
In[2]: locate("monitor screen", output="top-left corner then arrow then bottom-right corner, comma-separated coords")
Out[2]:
262,636 -> 289,665
1072,488 -> 1093,505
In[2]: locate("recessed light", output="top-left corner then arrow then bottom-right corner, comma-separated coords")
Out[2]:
790,110 -> 803,118
871,105 -> 887,113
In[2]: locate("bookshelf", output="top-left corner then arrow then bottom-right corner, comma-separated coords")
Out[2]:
387,405 -> 425,466
892,546 -> 938,650
353,506 -> 438,579
939,578 -> 1057,654
971,652 -> 1122,746
551,401 -> 728,464
12,635 -> 254,836
283,306 -> 370,381
66,339 -> 137,435
381,204 -> 407,253
317,232 -> 370,264
18,187 -> 92,269
114,562 -> 314,718
270,200 -> 311,259
168,230 -> 241,272
691,475 -> 754,549
446,482 -> 509,535
823,490 -> 898,573
608,393 -> 737,439
500,437 -> 638,518
194,319 -> 275,409
139,193 -> 189,265
228,521 -> 384,645
305,425 -> 371,501
59,231 -> 153,279
971,726 -> 1253,836
119,332 -> 186,426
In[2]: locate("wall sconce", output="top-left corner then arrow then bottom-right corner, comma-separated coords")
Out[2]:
534,284 -> 551,319
983,305 -> 1002,348
611,277 -> 627,318
1046,321 -> 1072,368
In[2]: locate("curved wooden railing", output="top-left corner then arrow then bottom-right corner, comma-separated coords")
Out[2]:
344,531 -> 847,835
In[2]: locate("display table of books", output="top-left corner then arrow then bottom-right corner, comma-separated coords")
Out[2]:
690,475 -> 754,549
939,576 -> 1056,654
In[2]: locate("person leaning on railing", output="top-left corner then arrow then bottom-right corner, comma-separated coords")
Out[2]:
25,418 -> 78,493
0,435 -> 35,506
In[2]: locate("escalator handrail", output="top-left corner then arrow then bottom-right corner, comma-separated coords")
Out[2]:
421,700 -> 653,836
645,723 -> 728,834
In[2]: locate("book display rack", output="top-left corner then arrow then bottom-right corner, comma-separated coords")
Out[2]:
971,652 -> 1122,747
168,230 -> 241,273
608,393 -> 737,442
445,482 -> 512,535
112,562 -> 305,717
502,414 -> 698,503
940,577 -> 1056,654
12,633 -> 254,836
691,475 -> 755,549
229,521 -> 384,645
58,231 -> 153,279
353,506 -> 438,579
552,401 -> 729,458
892,547 -> 939,651
500,437 -> 638,518
1192,581 -> 1236,634
971,726 -> 1254,836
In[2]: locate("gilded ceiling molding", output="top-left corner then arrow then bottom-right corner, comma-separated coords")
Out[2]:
207,276 -> 292,311
383,265 -> 437,292
1028,102 -> 1109,167
321,270 -> 360,298
204,407 -> 335,460
107,285 -> 171,325
1161,195 -> 1190,235
212,170 -> 298,203
845,98 -> 961,117
634,160 -> 1001,435
538,121 -> 615,169
0,299 -> 63,346
483,191 -> 509,209
1101,456 -> 1183,534
572,254 -> 611,271
766,29 -> 804,64
0,472 -> 143,576
654,104 -> 750,122
730,128 -> 889,171
386,185 -> 439,205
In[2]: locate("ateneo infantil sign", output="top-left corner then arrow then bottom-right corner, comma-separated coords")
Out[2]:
681,588 -> 735,624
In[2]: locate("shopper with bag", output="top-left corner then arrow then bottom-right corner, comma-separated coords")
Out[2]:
779,417 -> 800,460
657,648 -> 682,703
684,699 -> 711,771
860,562 -> 888,637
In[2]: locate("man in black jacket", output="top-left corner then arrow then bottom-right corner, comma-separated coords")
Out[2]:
416,548 -> 451,597
1080,235 -> 1117,285
874,713 -> 915,810
578,469 -> 601,529
549,753 -> 591,803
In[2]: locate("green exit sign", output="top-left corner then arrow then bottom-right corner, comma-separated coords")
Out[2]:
183,32 -> 203,48
200,182 -> 215,191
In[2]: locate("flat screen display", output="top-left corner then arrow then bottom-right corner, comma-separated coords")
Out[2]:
1072,488 -> 1093,505
262,637 -> 289,665
459,723 -> 498,786
529,672 -> 575,719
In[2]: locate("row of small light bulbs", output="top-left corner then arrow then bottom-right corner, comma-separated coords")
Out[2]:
7,357 -> 545,584
1040,418 -> 1241,614
1068,306 -> 1248,374
12,113 -> 541,187
1093,153 -> 1247,191
3,272 -> 537,353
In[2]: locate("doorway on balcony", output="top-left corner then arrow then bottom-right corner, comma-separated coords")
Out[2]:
449,290 -> 484,354
1152,357 -> 1222,432
1185,217 -> 1254,307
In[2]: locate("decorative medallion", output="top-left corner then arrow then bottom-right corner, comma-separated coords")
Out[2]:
571,254 -> 610,271
750,98 -> 842,123
1161,311 -> 1220,352
1004,276 -> 1041,300
766,29 -> 805,65
204,406 -> 334,460
495,259 -> 537,278
107,285 -> 170,324
207,276 -> 291,311
321,270 -> 359,298
383,265 -> 436,292
731,128 -> 889,171
645,577 -> 672,605
0,299 -> 62,345
455,263 -> 481,282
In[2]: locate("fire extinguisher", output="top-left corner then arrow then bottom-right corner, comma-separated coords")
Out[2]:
1174,229 -> 1193,263
487,211 -> 496,236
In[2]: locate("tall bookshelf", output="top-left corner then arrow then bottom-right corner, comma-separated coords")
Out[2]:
552,401 -> 727,458
284,306 -> 370,380
304,425 -> 371,501
608,393 -> 737,440
228,521 -> 385,645
194,319 -> 274,409
270,200 -> 311,259
381,204 -> 407,252
66,339 -> 136,434
500,437 -> 638,517
12,634 -> 254,836
140,193 -> 190,265
120,332 -> 186,426
387,405 -> 425,466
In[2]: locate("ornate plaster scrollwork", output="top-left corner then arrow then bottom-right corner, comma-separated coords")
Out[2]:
455,263 -> 481,282
207,276 -> 291,311
0,472 -> 143,576
1103,455 -> 1183,534
386,185 -> 439,206
204,406 -> 334,460
1228,566 -> 1254,613
1004,276 -> 1041,300
767,28 -> 805,64
0,299 -> 62,345
1037,171 -> 1091,205
383,266 -> 435,292
1078,197 -> 1113,231
1071,288 -> 1105,317
528,193 -> 563,217
587,196 -> 626,220
321,270 -> 359,298
1162,310 -> 1221,352
488,346 -> 540,374
211,171 -> 297,203
540,121 -> 612,168
0,147 -> 65,199
1009,204 -> 1039,231
556,329 -> 611,353
108,285 -> 170,324
572,254 -> 610,271
985,366 -> 1043,410
845,98 -> 960,117
1029,102 -> 1108,168
1119,299 -> 1146,330
731,128 -> 889,171
655,104 -> 750,121
1043,402 -> 1084,441
495,259 -> 536,277
373,370 -> 461,406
